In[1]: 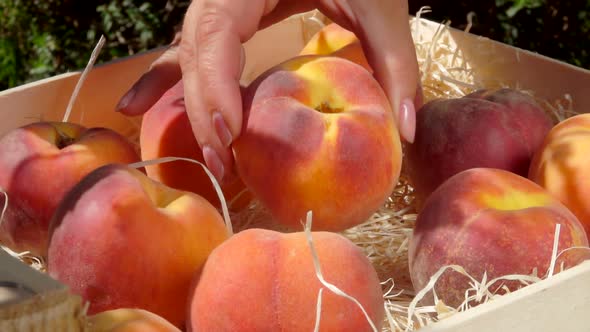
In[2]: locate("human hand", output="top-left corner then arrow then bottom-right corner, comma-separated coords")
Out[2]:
116,0 -> 421,183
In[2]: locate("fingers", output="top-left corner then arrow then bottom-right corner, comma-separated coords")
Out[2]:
347,0 -> 421,143
259,2 -> 315,29
178,0 -> 290,182
117,0 -> 421,189
115,43 -> 182,116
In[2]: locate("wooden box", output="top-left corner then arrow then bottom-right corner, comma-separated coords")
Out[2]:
1,10 -> 589,331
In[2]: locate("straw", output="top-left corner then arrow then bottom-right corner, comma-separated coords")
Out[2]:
63,35 -> 106,123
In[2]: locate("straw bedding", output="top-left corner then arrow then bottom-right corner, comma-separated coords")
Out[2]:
1,7 -> 582,331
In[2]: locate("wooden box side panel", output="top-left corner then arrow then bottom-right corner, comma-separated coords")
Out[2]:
420,260 -> 590,331
0,11 -> 326,137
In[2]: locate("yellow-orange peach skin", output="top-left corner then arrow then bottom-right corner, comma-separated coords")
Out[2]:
187,228 -> 385,331
529,113 -> 590,238
299,23 -> 359,56
409,168 -> 589,308
47,164 -> 230,329
299,23 -> 371,72
0,122 -> 140,257
87,308 -> 181,332
232,55 -> 402,231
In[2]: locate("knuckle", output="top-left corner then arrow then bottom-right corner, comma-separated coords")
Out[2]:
178,40 -> 197,73
196,1 -> 230,48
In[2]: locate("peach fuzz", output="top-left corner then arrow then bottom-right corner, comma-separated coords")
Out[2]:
405,88 -> 554,211
529,113 -> 590,237
47,163 -> 230,329
87,308 -> 181,332
232,55 -> 403,231
140,80 -> 252,211
300,23 -> 371,72
330,41 -> 372,73
0,122 -> 140,257
409,168 -> 589,308
188,228 -> 385,332
299,23 -> 359,56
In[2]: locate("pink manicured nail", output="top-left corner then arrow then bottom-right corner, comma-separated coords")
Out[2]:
399,98 -> 416,143
202,145 -> 225,182
213,112 -> 233,147
115,86 -> 137,113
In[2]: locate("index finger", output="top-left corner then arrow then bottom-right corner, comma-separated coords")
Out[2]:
349,0 -> 421,142
178,0 -> 290,181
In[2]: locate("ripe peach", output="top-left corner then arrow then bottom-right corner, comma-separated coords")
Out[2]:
330,41 -> 372,73
300,23 -> 358,56
408,168 -> 589,308
300,23 -> 371,72
232,55 -> 403,231
529,113 -> 590,237
140,80 -> 252,211
87,308 -> 181,332
0,122 -> 140,256
188,228 -> 384,331
406,88 -> 554,210
47,163 -> 230,329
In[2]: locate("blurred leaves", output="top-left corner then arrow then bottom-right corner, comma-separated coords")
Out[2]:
497,0 -> 545,17
0,0 -> 189,90
1,1 -> 589,91
410,0 -> 590,70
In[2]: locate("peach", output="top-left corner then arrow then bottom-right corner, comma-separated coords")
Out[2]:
408,168 -> 589,308
188,228 -> 384,331
47,163 -> 230,329
300,23 -> 359,56
87,308 -> 181,332
232,55 -> 402,231
140,80 -> 252,211
406,88 -> 554,210
300,23 -> 371,72
529,113 -> 590,237
329,41 -> 372,73
0,122 -> 140,256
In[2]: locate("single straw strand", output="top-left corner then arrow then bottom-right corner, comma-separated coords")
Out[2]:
0,187 -> 7,228
547,224 -> 561,278
304,211 -> 379,332
128,157 -> 233,235
313,288 -> 324,332
63,35 -> 106,123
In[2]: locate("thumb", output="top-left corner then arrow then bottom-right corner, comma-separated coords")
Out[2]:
350,0 -> 421,143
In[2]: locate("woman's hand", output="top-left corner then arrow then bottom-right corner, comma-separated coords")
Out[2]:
116,0 -> 421,183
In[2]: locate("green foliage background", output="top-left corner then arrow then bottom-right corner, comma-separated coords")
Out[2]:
409,0 -> 590,69
0,0 -> 189,90
1,0 -> 589,91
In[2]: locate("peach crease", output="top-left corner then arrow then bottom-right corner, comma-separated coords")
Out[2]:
128,157 -> 234,234
127,157 -> 233,235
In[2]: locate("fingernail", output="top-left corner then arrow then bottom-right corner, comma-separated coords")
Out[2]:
213,112 -> 233,147
203,145 -> 225,182
399,98 -> 416,143
115,85 -> 137,113
239,45 -> 246,76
